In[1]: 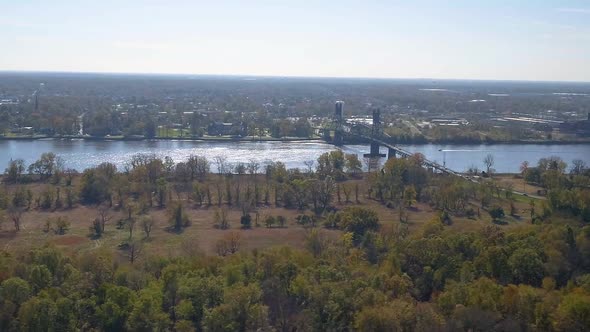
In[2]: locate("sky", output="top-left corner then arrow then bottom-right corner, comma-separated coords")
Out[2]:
1,0 -> 590,82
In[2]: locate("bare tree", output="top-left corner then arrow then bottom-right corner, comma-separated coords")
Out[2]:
215,232 -> 241,256
227,232 -> 241,254
483,154 -> 495,175
186,155 -> 211,181
247,159 -> 260,175
97,204 -> 111,233
232,162 -> 244,175
128,217 -> 136,239
8,206 -> 24,231
213,156 -> 229,176
571,159 -> 587,175
126,240 -> 143,264
304,160 -> 315,174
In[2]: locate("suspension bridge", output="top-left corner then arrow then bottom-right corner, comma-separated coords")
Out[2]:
320,101 -> 464,178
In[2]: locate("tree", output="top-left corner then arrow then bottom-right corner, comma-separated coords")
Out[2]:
8,206 -> 24,231
186,154 -> 210,181
234,162 -> 246,175
553,291 -> 590,331
53,217 -> 70,235
90,218 -> 103,238
214,208 -> 229,229
97,205 -> 111,233
4,159 -> 26,184
508,248 -> 545,286
214,155 -> 229,176
79,169 -> 110,205
277,215 -> 286,228
316,151 -> 345,180
204,284 -> 269,331
127,287 -> 170,331
483,154 -> 494,175
126,240 -> 143,264
304,160 -> 315,174
127,215 -> 137,239
345,153 -> 363,176
141,215 -> 154,238
240,214 -> 252,229
155,177 -> 167,208
169,202 -> 191,232
354,300 -> 416,332
339,206 -> 380,244
18,296 -> 57,332
305,228 -> 325,257
215,232 -> 241,256
264,215 -> 276,228
96,285 -> 137,331
570,159 -> 587,175
27,152 -> 64,180
247,159 -> 260,175
520,160 -> 529,191
404,185 -> 417,207
0,277 -> 31,306
488,206 -> 505,221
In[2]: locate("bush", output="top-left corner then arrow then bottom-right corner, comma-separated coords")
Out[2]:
488,206 -> 505,220
240,214 -> 252,229
264,216 -> 275,228
45,217 -> 70,235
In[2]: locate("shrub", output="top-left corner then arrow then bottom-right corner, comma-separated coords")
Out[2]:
488,206 -> 505,220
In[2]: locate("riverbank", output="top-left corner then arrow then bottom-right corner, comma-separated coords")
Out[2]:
0,135 -> 323,142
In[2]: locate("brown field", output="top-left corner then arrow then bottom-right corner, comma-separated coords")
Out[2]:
0,175 -> 540,262
492,174 -> 545,196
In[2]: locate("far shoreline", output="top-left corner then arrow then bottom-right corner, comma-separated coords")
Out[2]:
1,135 -> 590,145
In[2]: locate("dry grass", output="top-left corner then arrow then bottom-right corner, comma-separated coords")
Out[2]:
0,176 -> 543,261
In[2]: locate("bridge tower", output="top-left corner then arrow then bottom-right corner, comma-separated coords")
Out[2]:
364,108 -> 386,157
333,101 -> 344,145
388,147 -> 397,159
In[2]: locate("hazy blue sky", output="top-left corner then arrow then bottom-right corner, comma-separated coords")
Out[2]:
1,0 -> 589,81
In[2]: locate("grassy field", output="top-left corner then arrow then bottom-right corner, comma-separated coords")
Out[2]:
0,175 -> 543,263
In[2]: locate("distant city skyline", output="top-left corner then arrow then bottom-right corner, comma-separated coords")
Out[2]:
1,0 -> 590,82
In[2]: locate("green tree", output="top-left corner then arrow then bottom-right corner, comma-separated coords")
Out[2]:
204,284 -> 269,332
18,296 -> 57,332
127,287 -> 170,331
508,248 -> 545,286
79,168 -> 110,204
4,159 -> 26,184
404,185 -> 417,207
354,300 -> 416,332
345,153 -> 363,176
0,277 -> 31,306
339,206 -> 380,244
97,285 -> 137,331
169,202 -> 190,232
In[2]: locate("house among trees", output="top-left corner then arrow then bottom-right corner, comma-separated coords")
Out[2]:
207,121 -> 246,136
560,112 -> 590,136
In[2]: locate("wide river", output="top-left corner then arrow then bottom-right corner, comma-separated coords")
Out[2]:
1,139 -> 589,173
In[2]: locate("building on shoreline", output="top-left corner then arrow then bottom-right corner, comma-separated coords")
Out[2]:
560,113 -> 590,137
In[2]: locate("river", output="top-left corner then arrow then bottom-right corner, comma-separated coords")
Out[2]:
1,139 -> 589,173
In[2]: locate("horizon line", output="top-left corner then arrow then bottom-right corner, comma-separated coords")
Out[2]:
1,69 -> 590,85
